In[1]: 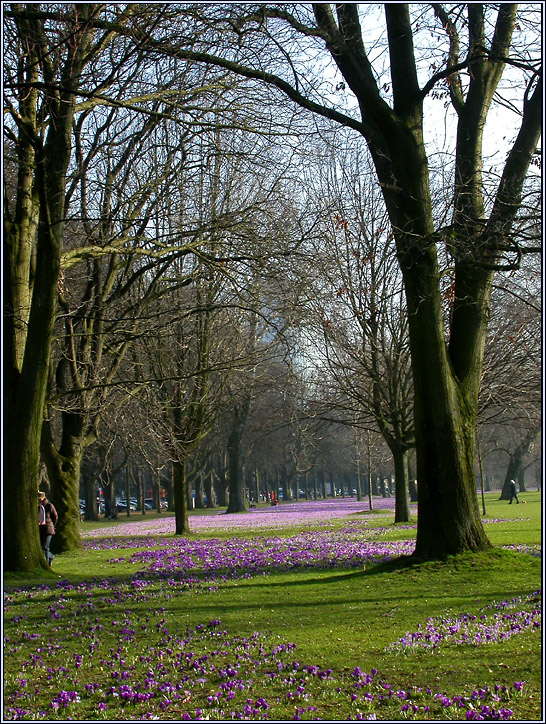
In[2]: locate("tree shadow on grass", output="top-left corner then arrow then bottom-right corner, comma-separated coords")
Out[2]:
4,547 -> 537,612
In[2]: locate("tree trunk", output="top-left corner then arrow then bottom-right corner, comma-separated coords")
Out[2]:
138,469 -> 145,515
500,458 -> 523,499
102,479 -> 117,520
195,473 -> 205,509
204,469 -> 217,509
226,424 -> 246,513
3,5 -> 95,571
215,456 -> 228,506
40,419 -> 83,553
406,276 -> 491,555
125,468 -> 131,517
4,200 -> 64,570
3,461 -> 49,572
172,460 -> 190,534
253,468 -> 260,504
164,471 -> 174,512
83,471 -> 99,521
355,452 -> 362,502
392,446 -> 411,523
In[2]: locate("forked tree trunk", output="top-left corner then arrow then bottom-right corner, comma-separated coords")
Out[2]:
3,7 -> 94,571
308,3 -> 538,557
398,246 -> 490,556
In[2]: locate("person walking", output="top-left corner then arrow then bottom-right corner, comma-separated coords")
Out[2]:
38,491 -> 58,565
508,479 -> 520,505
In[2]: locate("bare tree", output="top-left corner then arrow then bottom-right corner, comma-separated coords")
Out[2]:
131,3 -> 540,556
302,140 -> 414,521
479,262 -> 541,498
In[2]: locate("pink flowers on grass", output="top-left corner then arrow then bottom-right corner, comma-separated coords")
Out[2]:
82,498 -> 409,539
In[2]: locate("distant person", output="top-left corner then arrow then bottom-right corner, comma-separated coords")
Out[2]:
38,491 -> 58,565
508,479 -> 520,505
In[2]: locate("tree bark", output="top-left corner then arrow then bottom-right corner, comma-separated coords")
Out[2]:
40,421 -> 83,553
226,420 -> 246,513
204,469 -> 217,509
392,446 -> 411,523
173,460 -> 190,534
404,266 -> 490,555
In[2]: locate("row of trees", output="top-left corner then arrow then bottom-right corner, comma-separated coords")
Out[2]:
4,3 -> 541,570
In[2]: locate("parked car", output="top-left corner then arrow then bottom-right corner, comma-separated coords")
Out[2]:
117,499 -> 137,512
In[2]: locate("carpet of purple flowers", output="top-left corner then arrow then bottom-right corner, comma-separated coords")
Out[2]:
3,606 -> 534,721
3,500 -> 541,720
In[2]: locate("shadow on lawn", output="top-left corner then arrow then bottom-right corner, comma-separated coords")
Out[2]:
4,547 -> 537,607
4,551 -> 539,641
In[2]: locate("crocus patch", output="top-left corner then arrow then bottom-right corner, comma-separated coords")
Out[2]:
386,591 -> 541,654
3,499 -> 540,720
3,614 -> 532,721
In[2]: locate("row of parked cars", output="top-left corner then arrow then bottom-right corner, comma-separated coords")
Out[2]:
115,497 -> 154,512
80,497 -> 168,515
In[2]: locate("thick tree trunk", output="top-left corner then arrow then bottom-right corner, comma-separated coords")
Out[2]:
40,439 -> 83,553
3,8 -> 94,570
500,459 -> 523,499
3,215 -> 62,571
3,456 -> 49,572
49,464 -> 82,553
173,460 -> 190,534
404,260 -> 491,556
41,414 -> 93,552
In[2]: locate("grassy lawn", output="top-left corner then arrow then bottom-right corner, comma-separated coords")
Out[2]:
3,491 -> 541,721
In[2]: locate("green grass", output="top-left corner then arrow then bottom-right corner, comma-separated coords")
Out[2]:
3,491 -> 542,721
